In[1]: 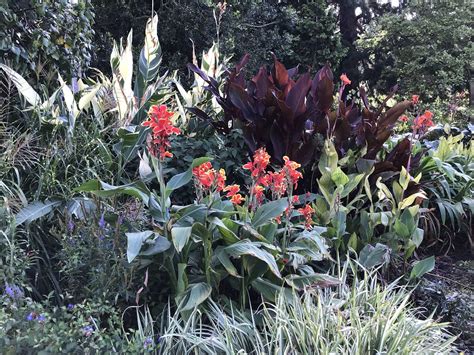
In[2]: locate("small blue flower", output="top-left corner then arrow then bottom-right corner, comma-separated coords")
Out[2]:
67,303 -> 75,310
82,325 -> 94,337
26,312 -> 36,321
98,212 -> 106,229
4,283 -> 23,300
37,314 -> 46,323
143,337 -> 154,349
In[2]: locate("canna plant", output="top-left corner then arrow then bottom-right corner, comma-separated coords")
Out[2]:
189,54 -> 414,170
76,104 -> 337,310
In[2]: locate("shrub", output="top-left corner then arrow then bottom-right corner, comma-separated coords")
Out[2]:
416,134 -> 473,252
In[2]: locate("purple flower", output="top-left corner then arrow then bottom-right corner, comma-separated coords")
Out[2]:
67,303 -> 75,310
71,77 -> 79,94
82,325 -> 94,337
26,312 -> 36,321
4,283 -> 23,300
143,337 -> 154,349
98,212 -> 106,229
67,219 -> 75,232
37,314 -> 46,323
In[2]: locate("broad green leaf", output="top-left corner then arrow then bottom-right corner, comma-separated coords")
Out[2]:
399,166 -> 410,190
209,217 -> 239,244
141,236 -> 171,256
75,180 -> 150,205
411,228 -> 424,247
225,240 -> 281,278
331,167 -> 349,187
251,278 -> 294,303
410,256 -> 435,279
171,226 -> 192,253
78,84 -> 101,111
15,200 -> 61,226
0,63 -> 41,106
180,282 -> 212,311
111,29 -> 133,122
58,74 -> 79,134
359,243 -> 390,269
399,192 -> 426,210
177,263 -> 187,295
215,247 -> 240,277
126,231 -> 153,263
252,198 -> 288,228
318,140 -> 338,174
393,219 -> 410,238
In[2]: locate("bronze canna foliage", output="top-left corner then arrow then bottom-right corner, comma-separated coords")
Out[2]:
189,54 -> 415,172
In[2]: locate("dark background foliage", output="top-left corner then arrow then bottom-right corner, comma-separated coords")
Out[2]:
0,0 -> 94,81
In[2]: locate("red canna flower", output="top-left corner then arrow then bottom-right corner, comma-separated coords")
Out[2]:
266,171 -> 287,197
243,148 -> 271,178
224,184 -> 240,197
143,105 -> 180,160
400,115 -> 409,123
253,185 -> 265,205
217,169 -> 226,192
192,162 -> 226,193
412,95 -> 419,105
230,193 -> 245,205
292,195 -> 299,204
340,73 -> 351,86
298,203 -> 315,229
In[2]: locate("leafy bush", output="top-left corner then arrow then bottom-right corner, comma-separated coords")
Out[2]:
190,55 -> 414,168
358,1 -> 473,101
156,261 -> 457,354
0,296 -> 139,353
416,134 -> 473,252
0,0 -> 95,81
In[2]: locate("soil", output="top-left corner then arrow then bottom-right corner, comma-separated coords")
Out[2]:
413,251 -> 474,352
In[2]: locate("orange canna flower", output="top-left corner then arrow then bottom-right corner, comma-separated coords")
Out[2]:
340,73 -> 351,86
192,163 -> 226,192
230,193 -> 245,205
298,203 -> 315,229
413,110 -> 434,132
282,156 -> 303,189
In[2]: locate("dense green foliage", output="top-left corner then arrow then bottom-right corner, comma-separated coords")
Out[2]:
0,0 -> 95,81
359,1 -> 473,100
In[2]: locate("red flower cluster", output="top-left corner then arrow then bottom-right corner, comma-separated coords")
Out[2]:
282,156 -> 303,189
242,148 -> 270,178
412,95 -> 419,105
224,184 -> 245,205
413,110 -> 434,132
143,105 -> 181,160
192,162 -> 226,193
340,74 -> 351,86
399,115 -> 409,123
298,204 -> 315,229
